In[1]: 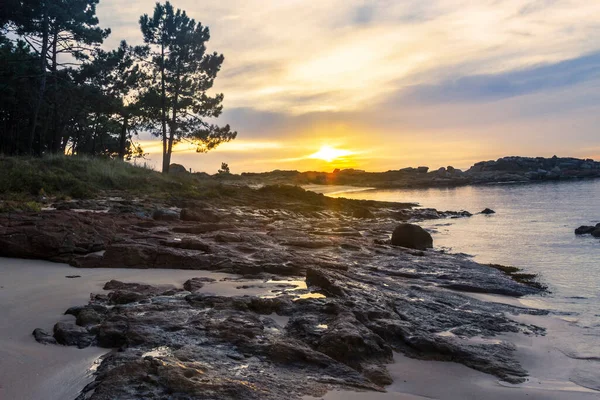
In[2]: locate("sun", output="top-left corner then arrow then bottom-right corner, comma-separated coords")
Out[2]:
309,145 -> 354,162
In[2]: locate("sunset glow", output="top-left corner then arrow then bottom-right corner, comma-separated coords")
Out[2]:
309,146 -> 355,163
93,0 -> 600,172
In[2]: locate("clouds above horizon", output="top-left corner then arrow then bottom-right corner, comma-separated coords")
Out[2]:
97,0 -> 600,172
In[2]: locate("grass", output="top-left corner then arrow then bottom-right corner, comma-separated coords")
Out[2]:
0,155 -> 224,200
487,263 -> 547,290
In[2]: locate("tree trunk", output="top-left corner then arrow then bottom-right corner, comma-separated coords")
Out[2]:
118,113 -> 129,160
50,28 -> 60,154
160,42 -> 169,173
166,71 -> 180,170
29,1 -> 49,155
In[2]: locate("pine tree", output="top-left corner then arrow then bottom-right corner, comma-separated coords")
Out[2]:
139,1 -> 236,173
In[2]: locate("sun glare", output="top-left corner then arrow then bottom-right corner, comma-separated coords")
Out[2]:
309,145 -> 354,163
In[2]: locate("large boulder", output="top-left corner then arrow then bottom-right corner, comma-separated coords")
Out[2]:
169,163 -> 188,174
53,322 -> 94,348
391,224 -> 433,250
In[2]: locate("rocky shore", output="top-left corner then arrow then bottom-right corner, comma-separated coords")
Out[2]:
0,184 -> 549,399
234,156 -> 600,189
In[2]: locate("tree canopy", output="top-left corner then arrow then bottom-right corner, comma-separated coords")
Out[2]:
0,0 -> 236,169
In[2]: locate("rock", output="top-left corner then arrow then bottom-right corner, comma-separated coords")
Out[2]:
317,313 -> 393,368
592,229 -> 600,238
391,224 -> 433,250
180,208 -> 221,223
160,238 -> 212,252
306,268 -> 345,297
353,208 -> 374,219
108,290 -> 149,305
169,163 -> 188,174
32,328 -> 57,345
183,277 -> 215,292
152,209 -> 180,221
53,322 -> 93,348
0,211 -> 110,262
104,280 -> 149,291
76,309 -> 104,326
362,364 -> 394,386
481,208 -> 496,214
575,226 -> 596,235
416,166 -> 429,173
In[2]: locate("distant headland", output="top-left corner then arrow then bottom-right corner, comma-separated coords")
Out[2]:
218,156 -> 600,189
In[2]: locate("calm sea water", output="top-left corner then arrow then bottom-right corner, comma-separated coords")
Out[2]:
318,180 -> 600,365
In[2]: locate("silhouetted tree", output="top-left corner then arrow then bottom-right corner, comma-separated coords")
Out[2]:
139,1 -> 236,173
10,0 -> 109,154
218,162 -> 230,174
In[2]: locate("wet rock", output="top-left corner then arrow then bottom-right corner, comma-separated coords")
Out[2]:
108,290 -> 150,305
362,364 -> 394,386
353,208 -> 374,219
53,322 -> 93,348
306,268 -> 345,297
96,318 -> 128,348
76,309 -> 104,326
172,223 -> 233,234
152,209 -> 180,221
284,239 -> 334,249
160,238 -> 212,252
183,277 -> 215,292
317,313 -> 393,368
575,225 -> 595,235
16,192 -> 550,398
75,243 -> 212,269
103,280 -> 159,293
180,207 -> 221,223
214,232 -> 243,243
0,211 -> 110,262
391,224 -> 433,250
32,328 -> 57,345
481,208 -> 496,214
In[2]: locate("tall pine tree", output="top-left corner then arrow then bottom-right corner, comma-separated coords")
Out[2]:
139,1 -> 236,173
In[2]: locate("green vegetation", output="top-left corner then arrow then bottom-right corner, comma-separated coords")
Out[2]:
487,263 -> 547,290
0,155 -> 215,199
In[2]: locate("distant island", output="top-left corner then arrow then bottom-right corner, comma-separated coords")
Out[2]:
224,156 -> 600,189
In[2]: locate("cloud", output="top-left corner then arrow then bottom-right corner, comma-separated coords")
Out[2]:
95,0 -> 600,172
396,51 -> 600,104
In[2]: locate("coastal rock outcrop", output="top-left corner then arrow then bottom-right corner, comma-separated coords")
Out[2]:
391,224 -> 433,250
3,185 -> 548,399
575,225 -> 596,235
481,208 -> 495,215
575,223 -> 600,237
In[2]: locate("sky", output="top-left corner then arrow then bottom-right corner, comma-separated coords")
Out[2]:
97,0 -> 600,173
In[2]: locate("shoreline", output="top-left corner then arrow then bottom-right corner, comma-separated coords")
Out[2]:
1,185 -> 598,399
